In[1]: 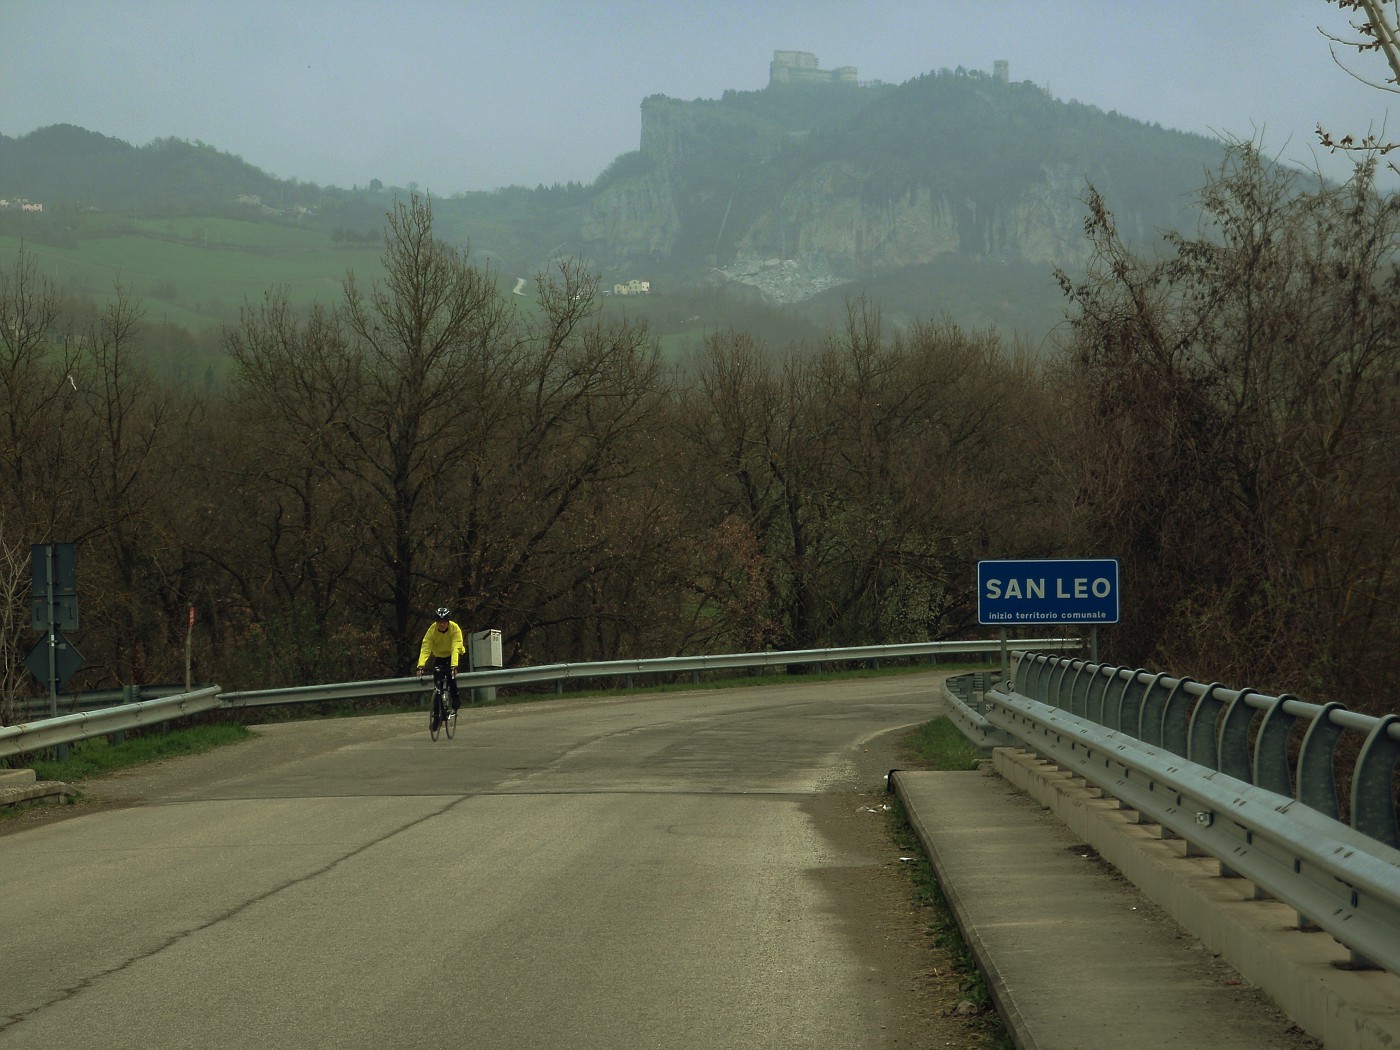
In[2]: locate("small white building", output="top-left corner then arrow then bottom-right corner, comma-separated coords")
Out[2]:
613,280 -> 651,296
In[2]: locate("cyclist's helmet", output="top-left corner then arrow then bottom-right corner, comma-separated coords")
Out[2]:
435,607 -> 451,621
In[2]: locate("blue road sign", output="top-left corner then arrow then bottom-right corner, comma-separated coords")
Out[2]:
31,543 -> 79,630
31,543 -> 76,595
977,559 -> 1119,625
25,630 -> 84,691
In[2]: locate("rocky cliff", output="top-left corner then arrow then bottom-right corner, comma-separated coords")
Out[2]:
575,72 -> 1226,306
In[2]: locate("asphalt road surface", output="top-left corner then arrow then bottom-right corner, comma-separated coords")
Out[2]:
1,673 -> 959,1049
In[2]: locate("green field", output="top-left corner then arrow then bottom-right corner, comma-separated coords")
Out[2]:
1,212 -> 814,357
1,220 -> 385,332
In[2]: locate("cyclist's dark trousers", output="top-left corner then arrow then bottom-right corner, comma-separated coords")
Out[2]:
429,656 -> 460,709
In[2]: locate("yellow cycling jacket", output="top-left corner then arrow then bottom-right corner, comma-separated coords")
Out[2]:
418,620 -> 465,669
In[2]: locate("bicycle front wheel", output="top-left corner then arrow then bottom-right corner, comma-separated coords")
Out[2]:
429,692 -> 442,741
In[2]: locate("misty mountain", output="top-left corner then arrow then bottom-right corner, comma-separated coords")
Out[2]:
0,124 -> 331,213
1,66 -> 1240,337
572,68 -> 1232,333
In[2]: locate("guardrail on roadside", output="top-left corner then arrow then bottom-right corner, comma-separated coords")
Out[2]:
11,684 -> 196,722
0,687 -> 224,761
218,638 -> 1077,708
0,636 -> 1081,761
969,651 -> 1400,976
942,671 -> 1013,750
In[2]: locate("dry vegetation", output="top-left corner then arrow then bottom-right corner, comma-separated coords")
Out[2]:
3,145 -> 1398,722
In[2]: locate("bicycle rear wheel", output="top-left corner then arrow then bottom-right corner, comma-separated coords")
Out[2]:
444,702 -> 457,739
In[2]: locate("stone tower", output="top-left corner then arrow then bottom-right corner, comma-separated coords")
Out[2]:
769,51 -> 857,87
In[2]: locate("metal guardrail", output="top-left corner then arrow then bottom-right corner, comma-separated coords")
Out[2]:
0,687 -> 224,760
218,638 -> 1077,708
12,684 -> 196,722
975,651 -> 1400,975
1,637 -> 1080,760
942,671 -> 1013,750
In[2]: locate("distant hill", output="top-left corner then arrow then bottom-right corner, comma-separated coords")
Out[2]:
572,68 -> 1232,335
0,124 -> 319,212
1,65 -> 1242,342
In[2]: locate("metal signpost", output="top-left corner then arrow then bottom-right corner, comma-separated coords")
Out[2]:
977,558 -> 1119,678
27,545 -> 84,743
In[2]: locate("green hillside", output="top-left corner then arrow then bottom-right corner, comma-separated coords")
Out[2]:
0,68 -> 1255,347
1,206 -> 822,354
1,223 -> 382,331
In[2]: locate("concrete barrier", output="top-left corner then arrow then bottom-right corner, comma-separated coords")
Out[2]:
0,768 -> 71,808
995,746 -> 1400,1050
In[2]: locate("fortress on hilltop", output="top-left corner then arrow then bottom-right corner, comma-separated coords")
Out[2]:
768,51 -> 1009,88
768,51 -> 858,87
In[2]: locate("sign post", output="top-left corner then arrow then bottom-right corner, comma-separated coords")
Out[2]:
185,605 -> 195,690
29,543 -> 83,760
30,544 -> 82,711
977,559 -> 1119,679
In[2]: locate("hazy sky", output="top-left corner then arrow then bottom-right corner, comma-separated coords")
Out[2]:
4,1 -> 1396,194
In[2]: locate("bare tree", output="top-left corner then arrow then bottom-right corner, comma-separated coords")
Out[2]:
0,244 -> 81,530
221,293 -> 368,679
676,301 -> 1051,652
674,329 -> 788,650
227,194 -> 513,672
68,285 -> 204,685
0,513 -> 32,725
336,195 -> 514,659
1318,1 -> 1400,165
446,260 -> 672,663
1055,143 -> 1400,706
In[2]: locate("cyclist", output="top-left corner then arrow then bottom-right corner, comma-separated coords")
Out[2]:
416,606 -> 464,712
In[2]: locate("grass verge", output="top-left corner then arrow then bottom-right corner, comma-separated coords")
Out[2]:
24,723 -> 254,783
901,715 -> 987,771
891,716 -> 1013,1049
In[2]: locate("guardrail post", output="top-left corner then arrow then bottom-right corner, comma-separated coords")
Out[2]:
1112,669 -> 1147,736
1068,661 -> 1091,718
1138,673 -> 1170,746
1186,683 -> 1225,771
1160,678 -> 1194,756
1019,649 -> 1041,700
1349,948 -> 1382,971
1086,666 -> 1108,722
1219,689 -> 1258,783
1297,702 -> 1346,821
1046,658 -> 1071,707
113,684 -> 135,745
1252,697 -> 1299,798
1351,714 -> 1400,847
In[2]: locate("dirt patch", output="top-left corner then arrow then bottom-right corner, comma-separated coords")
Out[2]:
804,729 -> 1004,1048
0,792 -> 133,836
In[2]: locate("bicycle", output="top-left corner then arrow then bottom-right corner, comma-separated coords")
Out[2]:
426,662 -> 458,741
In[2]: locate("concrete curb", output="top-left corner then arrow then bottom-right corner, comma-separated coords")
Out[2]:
0,768 -> 71,807
893,765 -> 1324,1049
993,747 -> 1400,1050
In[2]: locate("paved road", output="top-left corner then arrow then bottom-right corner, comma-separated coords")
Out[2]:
1,676 -> 943,1049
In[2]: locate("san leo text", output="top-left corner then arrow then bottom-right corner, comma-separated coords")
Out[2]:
982,577 -> 1113,600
